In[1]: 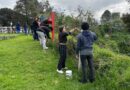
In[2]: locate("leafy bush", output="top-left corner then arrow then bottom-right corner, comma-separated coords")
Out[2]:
118,40 -> 130,56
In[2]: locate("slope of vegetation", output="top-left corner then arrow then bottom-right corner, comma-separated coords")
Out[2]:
0,34 -> 130,90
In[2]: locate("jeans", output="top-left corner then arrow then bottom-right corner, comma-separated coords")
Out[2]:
36,31 -> 47,48
80,55 -> 95,82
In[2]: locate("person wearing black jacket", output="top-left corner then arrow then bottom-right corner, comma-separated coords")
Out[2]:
40,20 -> 52,39
36,20 -> 52,49
31,17 -> 39,40
57,26 -> 75,74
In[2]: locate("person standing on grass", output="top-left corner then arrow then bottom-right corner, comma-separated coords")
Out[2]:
31,17 -> 40,40
76,22 -> 97,83
24,23 -> 28,35
16,22 -> 20,33
57,26 -> 76,74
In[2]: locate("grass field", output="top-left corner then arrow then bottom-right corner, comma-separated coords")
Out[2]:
0,34 -> 130,90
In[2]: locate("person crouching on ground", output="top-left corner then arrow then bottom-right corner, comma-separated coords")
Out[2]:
57,26 -> 76,74
76,22 -> 97,83
36,20 -> 52,50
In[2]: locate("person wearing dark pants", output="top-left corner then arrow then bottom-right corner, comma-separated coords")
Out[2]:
33,30 -> 38,40
31,17 -> 39,40
16,22 -> 20,33
76,22 -> 97,83
58,44 -> 67,71
57,26 -> 75,74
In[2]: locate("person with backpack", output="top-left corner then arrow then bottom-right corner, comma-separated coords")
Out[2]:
76,22 -> 97,83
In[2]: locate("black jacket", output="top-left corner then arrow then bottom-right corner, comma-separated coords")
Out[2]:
31,21 -> 39,31
58,32 -> 71,43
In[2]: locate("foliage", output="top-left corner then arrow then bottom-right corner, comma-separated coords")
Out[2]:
0,35 -> 130,90
122,14 -> 130,32
38,0 -> 52,14
101,10 -> 111,24
14,0 -> 40,17
101,10 -> 125,34
118,40 -> 130,56
0,2 -> 130,89
110,32 -> 130,56
0,8 -> 32,26
14,0 -> 52,18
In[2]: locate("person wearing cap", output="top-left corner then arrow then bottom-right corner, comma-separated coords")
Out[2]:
76,22 -> 97,83
57,26 -> 75,74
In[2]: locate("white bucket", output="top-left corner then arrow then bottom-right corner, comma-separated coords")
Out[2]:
66,70 -> 72,79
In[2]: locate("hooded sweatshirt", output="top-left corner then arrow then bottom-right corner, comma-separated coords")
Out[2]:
76,30 -> 97,55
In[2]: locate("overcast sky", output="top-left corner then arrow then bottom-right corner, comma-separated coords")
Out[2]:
0,0 -> 129,21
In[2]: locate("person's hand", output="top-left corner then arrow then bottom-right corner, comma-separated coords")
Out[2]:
74,28 -> 80,31
74,27 -> 78,30
70,28 -> 77,32
70,29 -> 75,33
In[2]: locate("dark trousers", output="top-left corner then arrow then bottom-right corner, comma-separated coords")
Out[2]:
33,30 -> 39,40
80,55 -> 95,82
57,45 -> 67,70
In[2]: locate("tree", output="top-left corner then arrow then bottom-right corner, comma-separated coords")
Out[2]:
0,8 -> 32,26
101,10 -> 111,24
76,6 -> 97,28
122,14 -> 130,32
14,0 -> 39,18
38,0 -> 52,13
100,10 -> 112,35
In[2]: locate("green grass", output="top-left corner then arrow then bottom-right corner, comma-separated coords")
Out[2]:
0,35 -> 130,90
0,34 -> 18,36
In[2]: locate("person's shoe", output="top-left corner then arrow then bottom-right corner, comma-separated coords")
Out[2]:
62,67 -> 68,70
57,69 -> 64,74
43,47 -> 48,50
79,79 -> 88,84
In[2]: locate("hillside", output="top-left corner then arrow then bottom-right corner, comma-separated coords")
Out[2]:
0,34 -> 130,90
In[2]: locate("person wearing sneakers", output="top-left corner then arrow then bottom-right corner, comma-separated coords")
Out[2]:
57,26 -> 76,74
76,22 -> 97,83
36,20 -> 52,50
